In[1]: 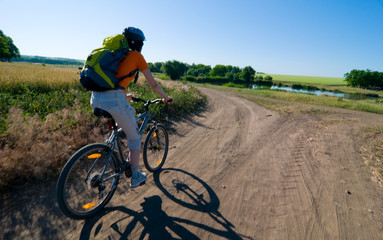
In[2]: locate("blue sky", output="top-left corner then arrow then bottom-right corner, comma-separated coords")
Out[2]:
1,0 -> 382,77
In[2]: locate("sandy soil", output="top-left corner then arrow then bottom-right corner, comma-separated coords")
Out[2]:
1,87 -> 383,239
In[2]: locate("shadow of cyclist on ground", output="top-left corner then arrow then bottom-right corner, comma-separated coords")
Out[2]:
80,168 -> 252,239
153,168 -> 251,239
80,195 -> 199,239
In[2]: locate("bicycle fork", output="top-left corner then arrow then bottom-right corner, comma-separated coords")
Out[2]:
85,131 -> 120,199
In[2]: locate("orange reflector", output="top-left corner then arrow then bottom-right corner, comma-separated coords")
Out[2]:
88,153 -> 101,159
153,133 -> 157,137
156,159 -> 162,166
82,202 -> 96,209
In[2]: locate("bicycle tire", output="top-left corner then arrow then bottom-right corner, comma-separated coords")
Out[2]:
56,143 -> 119,219
143,124 -> 169,172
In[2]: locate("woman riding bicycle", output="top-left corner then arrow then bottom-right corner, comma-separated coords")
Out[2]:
90,27 -> 172,188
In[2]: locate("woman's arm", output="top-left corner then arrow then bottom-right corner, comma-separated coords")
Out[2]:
142,68 -> 172,102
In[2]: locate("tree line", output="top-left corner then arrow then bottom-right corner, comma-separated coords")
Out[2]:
0,30 -> 20,61
344,69 -> 383,89
149,60 -> 261,84
12,55 -> 84,65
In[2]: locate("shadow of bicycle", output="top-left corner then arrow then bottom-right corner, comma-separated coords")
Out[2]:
80,168 -> 252,239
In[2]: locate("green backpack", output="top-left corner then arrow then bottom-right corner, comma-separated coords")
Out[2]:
80,34 -> 138,91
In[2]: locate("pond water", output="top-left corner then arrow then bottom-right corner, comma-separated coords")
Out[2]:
271,86 -> 345,97
252,85 -> 379,100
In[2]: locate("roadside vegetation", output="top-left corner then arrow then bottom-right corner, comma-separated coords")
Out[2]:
361,126 -> 383,186
0,62 -> 206,193
200,84 -> 383,115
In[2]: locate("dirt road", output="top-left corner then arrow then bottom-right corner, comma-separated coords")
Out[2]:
1,87 -> 383,239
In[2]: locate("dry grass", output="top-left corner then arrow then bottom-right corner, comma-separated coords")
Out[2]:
0,62 -> 103,192
361,126 -> 383,186
0,62 -> 78,86
0,107 -> 108,192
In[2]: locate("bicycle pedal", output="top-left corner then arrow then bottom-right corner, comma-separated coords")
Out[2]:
125,170 -> 132,178
124,164 -> 132,178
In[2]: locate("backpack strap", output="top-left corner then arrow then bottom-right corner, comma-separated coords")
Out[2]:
133,71 -> 139,84
117,68 -> 139,82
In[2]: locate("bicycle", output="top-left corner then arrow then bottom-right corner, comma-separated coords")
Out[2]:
56,97 -> 170,219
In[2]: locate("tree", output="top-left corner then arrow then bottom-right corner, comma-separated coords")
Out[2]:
154,62 -> 164,73
186,64 -> 211,77
231,66 -> 241,75
225,72 -> 233,81
0,30 -> 20,61
344,69 -> 383,89
210,64 -> 229,77
162,60 -> 188,80
241,66 -> 256,83
148,62 -> 163,73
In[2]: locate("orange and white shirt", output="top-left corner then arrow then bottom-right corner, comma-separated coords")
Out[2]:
115,51 -> 149,89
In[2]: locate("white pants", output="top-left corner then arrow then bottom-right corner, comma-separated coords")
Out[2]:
90,90 -> 141,150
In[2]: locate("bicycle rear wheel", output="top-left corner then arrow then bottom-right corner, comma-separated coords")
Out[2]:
56,143 -> 119,219
143,124 -> 169,172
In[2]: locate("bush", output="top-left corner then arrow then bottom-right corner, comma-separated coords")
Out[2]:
184,75 -> 198,82
223,82 -> 246,88
255,80 -> 273,86
241,66 -> 256,83
292,84 -> 304,90
305,85 -> 319,91
162,60 -> 188,80
183,75 -> 231,85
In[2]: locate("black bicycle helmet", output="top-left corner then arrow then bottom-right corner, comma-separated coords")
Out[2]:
123,27 -> 145,52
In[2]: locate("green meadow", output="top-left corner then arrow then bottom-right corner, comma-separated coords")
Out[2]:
257,73 -> 346,86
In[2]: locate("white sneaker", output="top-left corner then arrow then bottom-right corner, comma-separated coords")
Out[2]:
130,172 -> 147,188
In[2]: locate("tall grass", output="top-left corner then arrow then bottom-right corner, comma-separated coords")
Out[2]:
0,62 -> 88,132
0,62 -> 206,192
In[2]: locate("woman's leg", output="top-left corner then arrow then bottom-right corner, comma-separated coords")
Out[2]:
130,149 -> 140,176
111,97 -> 146,187
91,91 -> 146,187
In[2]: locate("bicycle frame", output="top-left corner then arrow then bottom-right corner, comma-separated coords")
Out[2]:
136,110 -> 152,136
84,130 -> 121,188
89,103 -> 155,186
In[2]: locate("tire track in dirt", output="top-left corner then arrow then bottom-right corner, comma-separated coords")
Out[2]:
2,87 -> 383,239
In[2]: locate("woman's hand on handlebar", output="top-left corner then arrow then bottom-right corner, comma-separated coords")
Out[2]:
127,94 -> 172,104
126,93 -> 133,101
163,96 -> 172,104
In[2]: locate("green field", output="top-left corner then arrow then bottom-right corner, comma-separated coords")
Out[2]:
257,74 -> 346,86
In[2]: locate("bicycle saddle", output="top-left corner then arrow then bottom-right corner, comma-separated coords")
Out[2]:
93,108 -> 113,119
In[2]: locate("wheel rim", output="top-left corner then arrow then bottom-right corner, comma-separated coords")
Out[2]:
145,128 -> 168,171
63,147 -> 116,215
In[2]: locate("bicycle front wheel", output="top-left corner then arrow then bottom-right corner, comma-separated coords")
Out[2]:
143,124 -> 169,172
56,143 -> 119,219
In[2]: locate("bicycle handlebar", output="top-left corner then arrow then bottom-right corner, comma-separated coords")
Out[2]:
131,96 -> 146,103
131,97 -> 172,111
132,97 -> 172,104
